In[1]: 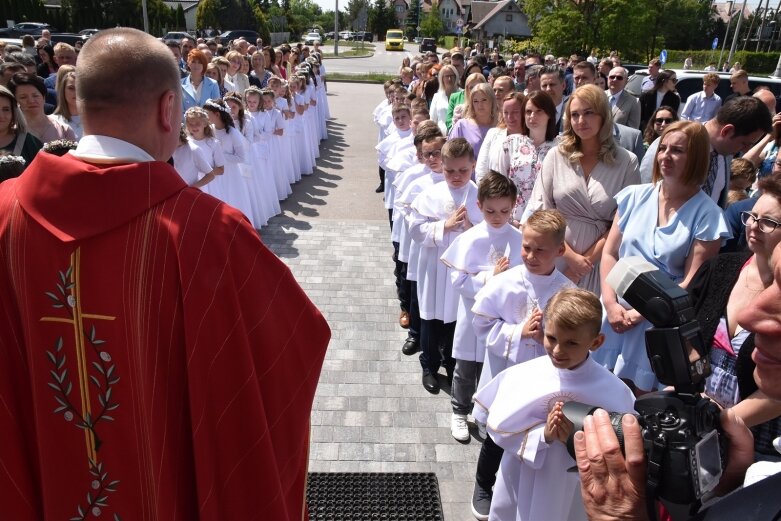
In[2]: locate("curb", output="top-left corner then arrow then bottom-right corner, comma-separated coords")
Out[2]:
323,51 -> 375,60
328,78 -> 385,84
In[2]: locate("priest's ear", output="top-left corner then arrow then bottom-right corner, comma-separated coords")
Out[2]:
589,333 -> 605,352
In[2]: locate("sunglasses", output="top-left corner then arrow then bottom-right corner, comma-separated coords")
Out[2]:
608,75 -> 625,80
422,149 -> 442,159
654,117 -> 674,124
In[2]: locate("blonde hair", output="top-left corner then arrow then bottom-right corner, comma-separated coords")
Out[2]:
464,82 -> 498,126
53,65 -> 75,120
559,84 -> 617,165
463,72 -> 487,107
437,64 -> 460,97
544,288 -> 603,336
525,209 -> 567,244
184,106 -> 214,137
651,120 -> 711,186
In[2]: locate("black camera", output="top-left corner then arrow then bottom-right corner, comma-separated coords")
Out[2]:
564,258 -> 726,507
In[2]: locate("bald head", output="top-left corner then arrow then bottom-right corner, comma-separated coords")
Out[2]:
77,28 -> 182,161
753,87 -> 777,116
77,28 -> 180,114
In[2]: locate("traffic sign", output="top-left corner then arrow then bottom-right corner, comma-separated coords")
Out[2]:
659,49 -> 667,64
712,37 -> 719,50
416,25 -> 421,32
456,26 -> 462,35
456,18 -> 464,27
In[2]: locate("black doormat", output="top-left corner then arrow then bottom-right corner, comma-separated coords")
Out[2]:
307,472 -> 444,520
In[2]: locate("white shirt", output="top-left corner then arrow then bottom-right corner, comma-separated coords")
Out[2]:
70,135 -> 154,164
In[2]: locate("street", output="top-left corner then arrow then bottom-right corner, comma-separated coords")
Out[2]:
322,42 -> 433,74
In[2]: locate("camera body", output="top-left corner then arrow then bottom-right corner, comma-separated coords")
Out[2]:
565,258 -> 727,505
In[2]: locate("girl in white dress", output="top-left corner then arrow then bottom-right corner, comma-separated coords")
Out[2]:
244,87 -> 282,216
288,76 -> 314,176
184,107 -> 224,195
270,77 -> 302,183
310,60 -> 329,140
225,91 -> 271,227
203,99 -> 256,224
173,126 -> 216,188
299,66 -> 321,161
292,74 -> 316,175
261,89 -> 293,200
265,78 -> 298,186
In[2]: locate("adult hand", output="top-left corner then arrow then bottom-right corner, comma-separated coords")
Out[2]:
566,252 -> 593,279
605,303 -> 630,333
574,409 -> 650,521
714,408 -> 754,497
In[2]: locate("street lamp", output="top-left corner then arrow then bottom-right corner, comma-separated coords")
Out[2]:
334,0 -> 339,56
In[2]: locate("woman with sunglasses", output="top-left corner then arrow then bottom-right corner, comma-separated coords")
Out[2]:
642,105 -> 679,148
639,70 -> 680,131
685,174 -> 781,459
596,120 -> 729,394
430,65 -> 460,134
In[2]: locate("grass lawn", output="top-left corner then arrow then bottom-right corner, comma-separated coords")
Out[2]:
328,72 -> 395,83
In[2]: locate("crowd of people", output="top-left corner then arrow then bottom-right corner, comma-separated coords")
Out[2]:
374,45 -> 781,520
0,28 -> 329,521
0,32 -> 331,228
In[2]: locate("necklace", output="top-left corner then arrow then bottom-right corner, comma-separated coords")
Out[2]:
741,264 -> 766,293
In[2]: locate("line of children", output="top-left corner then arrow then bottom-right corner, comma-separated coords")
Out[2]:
373,84 -> 637,521
178,66 -> 329,230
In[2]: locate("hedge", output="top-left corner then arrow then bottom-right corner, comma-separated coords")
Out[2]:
665,50 -> 779,74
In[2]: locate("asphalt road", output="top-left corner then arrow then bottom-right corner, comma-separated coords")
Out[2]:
322,43 -> 424,74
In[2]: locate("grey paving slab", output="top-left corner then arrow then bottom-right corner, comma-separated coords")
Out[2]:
257,83 -> 481,521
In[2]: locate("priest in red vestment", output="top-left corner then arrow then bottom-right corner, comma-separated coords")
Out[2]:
0,28 -> 330,520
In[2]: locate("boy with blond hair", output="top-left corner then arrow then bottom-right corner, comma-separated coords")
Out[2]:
440,173 -> 523,441
472,289 -> 635,521
408,138 -> 483,393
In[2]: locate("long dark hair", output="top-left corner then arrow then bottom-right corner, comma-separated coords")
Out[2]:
224,91 -> 245,132
203,98 -> 235,133
642,105 -> 678,145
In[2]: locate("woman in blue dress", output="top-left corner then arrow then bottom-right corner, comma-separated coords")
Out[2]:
596,120 -> 730,393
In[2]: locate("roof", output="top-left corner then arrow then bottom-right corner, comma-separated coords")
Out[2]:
163,0 -> 199,11
469,0 -> 518,29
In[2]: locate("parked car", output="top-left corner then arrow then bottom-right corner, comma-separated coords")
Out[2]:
354,31 -> 373,42
49,33 -> 86,46
0,22 -> 56,38
325,31 -> 335,40
304,32 -> 322,45
385,29 -> 404,51
219,30 -> 259,43
419,37 -> 437,53
338,31 -> 355,40
626,68 -> 781,108
78,28 -> 101,37
162,31 -> 193,41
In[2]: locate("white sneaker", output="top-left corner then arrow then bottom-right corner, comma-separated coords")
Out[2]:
451,413 -> 470,441
477,421 -> 486,439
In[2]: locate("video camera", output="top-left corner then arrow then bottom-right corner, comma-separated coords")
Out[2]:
564,258 -> 725,508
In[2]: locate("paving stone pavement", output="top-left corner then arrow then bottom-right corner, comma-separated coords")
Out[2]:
257,83 -> 482,521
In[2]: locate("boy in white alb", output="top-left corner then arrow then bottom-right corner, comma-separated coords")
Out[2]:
440,173 -> 523,441
472,289 -> 635,521
408,138 -> 483,394
468,209 -> 574,519
372,80 -> 399,193
376,103 -> 413,227
394,130 -> 446,356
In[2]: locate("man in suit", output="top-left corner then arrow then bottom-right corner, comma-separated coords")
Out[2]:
540,65 -> 567,132
606,66 -> 640,129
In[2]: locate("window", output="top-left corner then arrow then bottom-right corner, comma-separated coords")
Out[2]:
505,14 -> 513,21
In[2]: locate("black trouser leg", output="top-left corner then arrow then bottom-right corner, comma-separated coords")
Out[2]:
475,434 -> 503,492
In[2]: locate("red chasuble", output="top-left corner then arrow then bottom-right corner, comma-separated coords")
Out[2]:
0,152 -> 330,520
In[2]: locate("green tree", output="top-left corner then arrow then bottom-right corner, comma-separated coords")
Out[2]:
176,4 -> 186,29
420,0 -> 443,38
405,0 -> 421,36
196,0 -> 220,30
346,0 -> 370,29
369,0 -> 397,37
